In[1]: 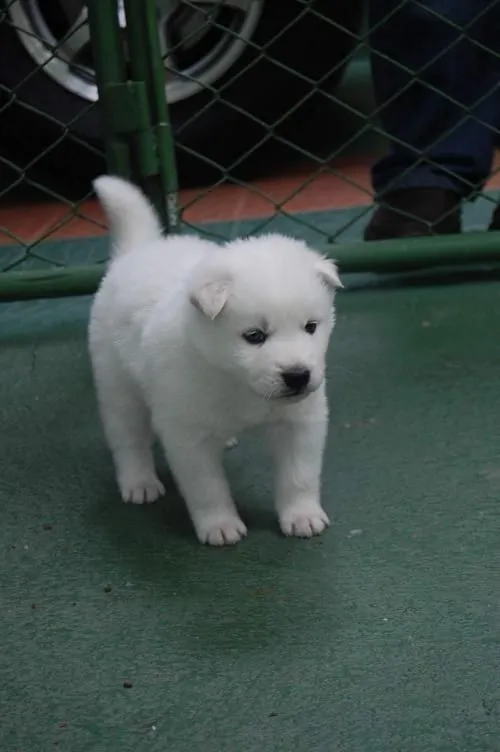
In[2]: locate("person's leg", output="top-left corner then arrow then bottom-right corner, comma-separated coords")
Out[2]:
365,0 -> 500,239
483,3 -> 500,231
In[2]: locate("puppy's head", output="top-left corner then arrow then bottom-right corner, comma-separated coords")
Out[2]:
188,234 -> 342,401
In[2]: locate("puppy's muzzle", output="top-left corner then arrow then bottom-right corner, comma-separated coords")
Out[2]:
281,367 -> 311,395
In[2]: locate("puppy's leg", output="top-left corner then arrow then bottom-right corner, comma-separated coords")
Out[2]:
159,429 -> 246,545
269,399 -> 330,538
91,350 -> 164,503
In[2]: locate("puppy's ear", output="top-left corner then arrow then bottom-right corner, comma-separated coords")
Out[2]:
315,257 -> 343,289
189,275 -> 231,319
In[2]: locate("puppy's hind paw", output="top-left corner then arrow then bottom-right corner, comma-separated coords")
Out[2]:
279,506 -> 330,538
119,475 -> 165,504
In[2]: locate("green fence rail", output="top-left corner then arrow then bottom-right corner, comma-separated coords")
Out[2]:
2,0 -> 500,301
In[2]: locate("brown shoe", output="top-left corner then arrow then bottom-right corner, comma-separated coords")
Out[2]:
489,204 -> 500,231
364,188 -> 462,241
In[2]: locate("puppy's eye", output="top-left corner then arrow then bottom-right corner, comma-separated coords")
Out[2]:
242,329 -> 268,345
304,321 -> 318,335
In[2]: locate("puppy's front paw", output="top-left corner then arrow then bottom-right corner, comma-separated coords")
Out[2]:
119,474 -> 165,504
279,505 -> 330,538
196,516 -> 247,546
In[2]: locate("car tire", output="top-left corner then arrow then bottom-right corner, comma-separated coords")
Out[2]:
0,1 -> 363,192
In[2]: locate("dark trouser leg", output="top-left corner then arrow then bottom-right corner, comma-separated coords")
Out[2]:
369,0 -> 500,198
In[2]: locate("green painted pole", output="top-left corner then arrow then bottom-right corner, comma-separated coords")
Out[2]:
2,231 -> 500,301
122,0 -> 179,231
142,0 -> 180,231
87,0 -> 132,178
329,230 -> 500,272
0,266 -> 105,301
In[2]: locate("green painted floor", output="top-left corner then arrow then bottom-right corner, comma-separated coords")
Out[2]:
1,267 -> 499,751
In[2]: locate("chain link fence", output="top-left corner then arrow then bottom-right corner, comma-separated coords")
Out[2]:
2,0 -> 500,300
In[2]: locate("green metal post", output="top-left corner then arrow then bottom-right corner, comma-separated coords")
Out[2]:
3,231 -> 500,300
122,0 -> 179,231
87,0 -> 179,232
87,0 -> 132,178
141,0 -> 180,231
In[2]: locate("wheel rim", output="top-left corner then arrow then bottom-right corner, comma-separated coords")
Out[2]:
7,0 -> 264,104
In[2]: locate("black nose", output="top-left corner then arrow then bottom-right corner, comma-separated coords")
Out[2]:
282,368 -> 311,392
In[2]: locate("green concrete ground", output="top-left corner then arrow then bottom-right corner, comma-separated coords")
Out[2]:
1,264 -> 499,751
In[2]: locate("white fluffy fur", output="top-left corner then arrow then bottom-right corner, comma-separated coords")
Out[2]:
89,175 -> 342,545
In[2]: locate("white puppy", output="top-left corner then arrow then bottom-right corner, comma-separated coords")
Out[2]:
89,176 -> 342,545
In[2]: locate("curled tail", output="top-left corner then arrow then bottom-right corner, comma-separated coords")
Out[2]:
93,175 -> 163,256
